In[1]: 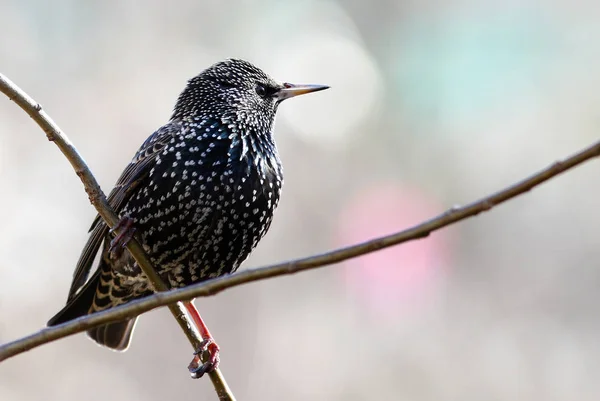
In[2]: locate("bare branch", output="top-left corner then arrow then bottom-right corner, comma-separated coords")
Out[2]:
0,72 -> 235,401
1,134 -> 599,364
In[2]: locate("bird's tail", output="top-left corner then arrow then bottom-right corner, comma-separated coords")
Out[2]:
86,318 -> 137,351
47,264 -> 138,351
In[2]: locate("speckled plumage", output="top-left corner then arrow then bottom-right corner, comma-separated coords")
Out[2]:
47,59 -> 327,351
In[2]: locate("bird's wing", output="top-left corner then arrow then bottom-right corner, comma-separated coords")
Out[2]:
67,122 -> 184,300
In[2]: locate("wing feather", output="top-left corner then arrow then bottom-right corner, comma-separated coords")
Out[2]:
67,122 -> 183,299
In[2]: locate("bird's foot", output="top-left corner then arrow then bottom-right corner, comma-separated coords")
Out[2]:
188,338 -> 220,379
108,216 -> 136,259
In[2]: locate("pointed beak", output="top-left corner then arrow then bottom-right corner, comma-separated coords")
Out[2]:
276,83 -> 330,102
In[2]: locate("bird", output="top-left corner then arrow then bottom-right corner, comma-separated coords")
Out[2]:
47,58 -> 328,377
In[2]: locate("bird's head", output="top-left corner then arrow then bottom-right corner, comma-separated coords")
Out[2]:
172,58 -> 328,132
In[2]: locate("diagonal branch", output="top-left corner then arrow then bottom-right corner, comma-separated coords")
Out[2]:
0,72 -> 235,401
1,134 -> 599,363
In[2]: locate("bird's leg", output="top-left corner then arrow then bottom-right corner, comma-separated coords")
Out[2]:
108,216 -> 136,259
185,300 -> 220,378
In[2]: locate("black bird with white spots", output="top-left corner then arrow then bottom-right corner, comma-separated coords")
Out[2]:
48,58 -> 328,375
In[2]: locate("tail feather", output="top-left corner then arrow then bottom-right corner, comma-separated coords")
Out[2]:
47,270 -> 101,326
48,265 -> 137,351
87,318 -> 138,351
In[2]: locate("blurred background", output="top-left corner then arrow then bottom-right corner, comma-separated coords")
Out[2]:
1,1 -> 600,400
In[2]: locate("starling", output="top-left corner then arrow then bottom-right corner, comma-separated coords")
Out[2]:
47,58 -> 328,376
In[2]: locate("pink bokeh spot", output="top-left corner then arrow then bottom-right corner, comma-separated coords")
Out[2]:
337,184 -> 450,316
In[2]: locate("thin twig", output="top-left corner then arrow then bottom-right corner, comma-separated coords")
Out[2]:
1,133 -> 599,362
0,72 -> 235,401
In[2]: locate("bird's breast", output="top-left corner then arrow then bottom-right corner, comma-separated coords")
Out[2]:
128,127 -> 283,276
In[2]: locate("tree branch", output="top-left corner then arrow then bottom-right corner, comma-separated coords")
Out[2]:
1,118 -> 599,362
0,72 -> 235,401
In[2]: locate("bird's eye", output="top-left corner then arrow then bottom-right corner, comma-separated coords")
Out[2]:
255,84 -> 268,98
